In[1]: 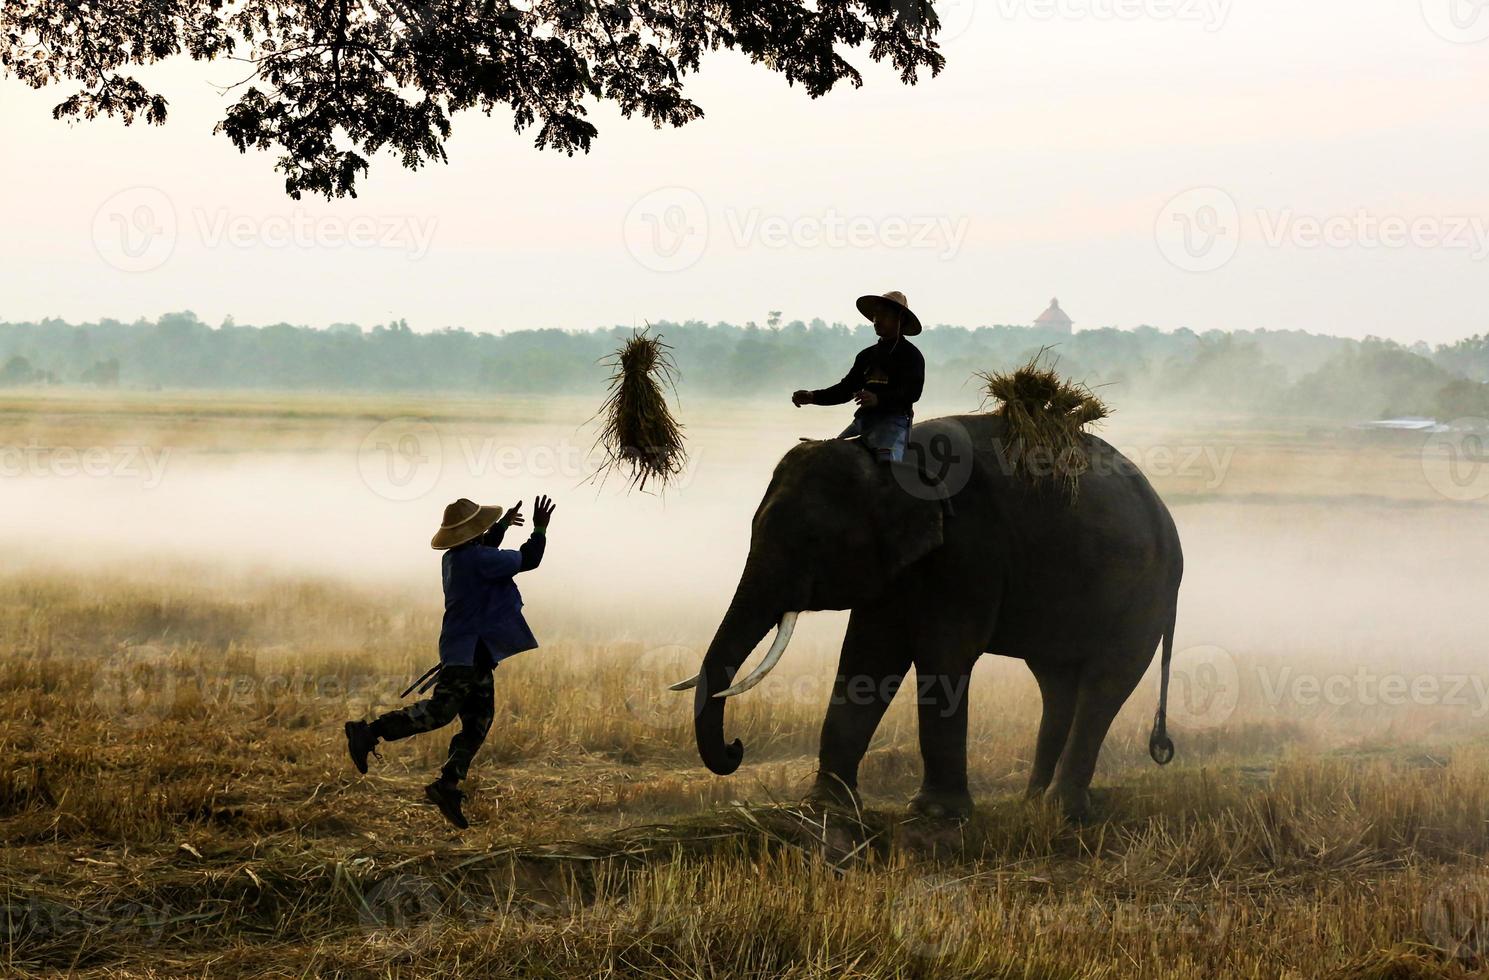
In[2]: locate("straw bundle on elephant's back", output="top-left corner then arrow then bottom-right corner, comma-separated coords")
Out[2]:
976,355 -> 1109,500
590,330 -> 687,493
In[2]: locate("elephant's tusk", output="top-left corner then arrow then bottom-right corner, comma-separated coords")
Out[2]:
714,612 -> 799,698
668,673 -> 701,692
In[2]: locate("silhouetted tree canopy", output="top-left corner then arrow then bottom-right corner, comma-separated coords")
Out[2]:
1,0 -> 945,198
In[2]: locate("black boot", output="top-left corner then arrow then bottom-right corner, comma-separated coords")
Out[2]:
344,720 -> 380,775
424,779 -> 469,829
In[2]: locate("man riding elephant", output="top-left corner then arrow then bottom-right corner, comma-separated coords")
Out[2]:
792,290 -> 926,463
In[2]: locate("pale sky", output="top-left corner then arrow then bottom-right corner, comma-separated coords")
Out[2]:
3,1 -> 1488,344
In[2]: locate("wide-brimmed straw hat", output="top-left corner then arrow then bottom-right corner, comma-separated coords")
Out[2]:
431,497 -> 504,550
855,290 -> 922,337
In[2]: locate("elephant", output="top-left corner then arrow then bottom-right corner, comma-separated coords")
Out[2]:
672,412 -> 1183,819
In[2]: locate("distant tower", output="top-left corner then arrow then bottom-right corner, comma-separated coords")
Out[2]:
1034,297 -> 1074,335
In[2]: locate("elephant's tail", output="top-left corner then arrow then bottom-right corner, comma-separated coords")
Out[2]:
1148,600 -> 1177,766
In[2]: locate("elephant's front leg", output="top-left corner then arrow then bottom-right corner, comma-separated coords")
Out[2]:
907,618 -> 988,819
908,668 -> 974,818
808,606 -> 913,809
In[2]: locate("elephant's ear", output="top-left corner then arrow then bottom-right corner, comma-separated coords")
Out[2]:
876,463 -> 947,581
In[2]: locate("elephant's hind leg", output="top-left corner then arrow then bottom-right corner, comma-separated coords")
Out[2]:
1026,661 -> 1079,800
1044,650 -> 1151,820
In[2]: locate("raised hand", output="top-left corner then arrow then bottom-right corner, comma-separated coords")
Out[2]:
533,494 -> 556,529
503,500 -> 525,527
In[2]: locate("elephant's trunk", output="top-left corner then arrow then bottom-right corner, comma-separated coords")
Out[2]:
693,574 -> 788,776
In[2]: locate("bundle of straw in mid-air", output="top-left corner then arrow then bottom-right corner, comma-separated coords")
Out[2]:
976,352 -> 1109,500
589,329 -> 687,493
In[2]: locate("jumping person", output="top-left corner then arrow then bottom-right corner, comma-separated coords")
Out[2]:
791,290 -> 925,462
344,494 -> 555,829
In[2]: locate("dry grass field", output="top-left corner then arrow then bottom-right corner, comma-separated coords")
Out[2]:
3,390 -> 1489,978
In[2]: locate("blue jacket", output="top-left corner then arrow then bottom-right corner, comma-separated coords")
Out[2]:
437,523 -> 546,666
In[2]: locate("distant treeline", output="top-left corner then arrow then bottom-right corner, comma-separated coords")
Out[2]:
4,311 -> 1489,420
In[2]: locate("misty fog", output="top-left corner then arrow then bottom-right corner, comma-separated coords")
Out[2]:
2,393 -> 1483,691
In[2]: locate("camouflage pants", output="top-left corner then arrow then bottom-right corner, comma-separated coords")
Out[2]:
373,665 -> 494,784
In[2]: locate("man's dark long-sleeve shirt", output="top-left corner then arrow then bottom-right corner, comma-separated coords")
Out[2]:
811,337 -> 925,419
437,522 -> 546,666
